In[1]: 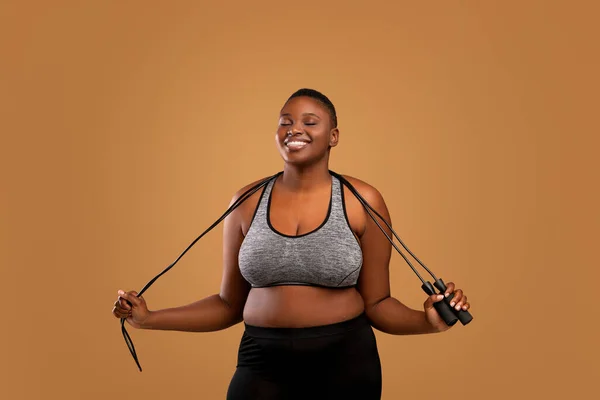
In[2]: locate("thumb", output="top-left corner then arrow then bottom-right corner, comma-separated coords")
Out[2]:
118,290 -> 143,307
424,294 -> 444,310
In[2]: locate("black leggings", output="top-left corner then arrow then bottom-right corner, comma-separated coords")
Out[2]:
226,313 -> 382,400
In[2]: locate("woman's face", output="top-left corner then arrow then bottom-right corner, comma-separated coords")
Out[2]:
275,96 -> 339,166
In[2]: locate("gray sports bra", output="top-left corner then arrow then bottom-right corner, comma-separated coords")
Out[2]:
238,174 -> 363,288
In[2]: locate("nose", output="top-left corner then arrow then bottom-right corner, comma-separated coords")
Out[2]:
287,126 -> 302,135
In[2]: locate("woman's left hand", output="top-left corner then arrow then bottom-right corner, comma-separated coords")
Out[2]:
423,281 -> 470,333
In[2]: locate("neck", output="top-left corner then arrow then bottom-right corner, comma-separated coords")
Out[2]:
280,159 -> 331,192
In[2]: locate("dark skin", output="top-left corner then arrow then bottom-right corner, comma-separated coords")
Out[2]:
112,96 -> 471,334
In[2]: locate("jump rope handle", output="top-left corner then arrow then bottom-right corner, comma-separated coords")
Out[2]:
330,172 -> 475,329
434,278 -> 473,325
422,279 -> 473,326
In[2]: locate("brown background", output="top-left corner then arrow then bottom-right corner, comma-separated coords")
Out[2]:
1,1 -> 598,399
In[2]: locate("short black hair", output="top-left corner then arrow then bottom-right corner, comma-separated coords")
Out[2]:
286,88 -> 338,128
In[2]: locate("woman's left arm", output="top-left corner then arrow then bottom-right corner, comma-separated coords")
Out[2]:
352,181 -> 470,335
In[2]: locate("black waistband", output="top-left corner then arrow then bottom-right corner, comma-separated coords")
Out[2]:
243,313 -> 370,339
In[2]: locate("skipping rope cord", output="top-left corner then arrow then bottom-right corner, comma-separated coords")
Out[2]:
120,170 -> 472,372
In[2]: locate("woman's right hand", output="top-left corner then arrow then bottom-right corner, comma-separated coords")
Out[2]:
112,290 -> 151,329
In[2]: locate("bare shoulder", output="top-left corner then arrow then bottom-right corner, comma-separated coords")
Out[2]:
340,174 -> 387,208
230,176 -> 272,204
338,174 -> 390,238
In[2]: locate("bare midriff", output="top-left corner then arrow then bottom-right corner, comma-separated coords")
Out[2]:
243,285 -> 365,328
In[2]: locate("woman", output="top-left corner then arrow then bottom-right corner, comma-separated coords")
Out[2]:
112,88 -> 471,399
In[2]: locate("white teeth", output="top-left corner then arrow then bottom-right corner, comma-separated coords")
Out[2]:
287,141 -> 308,146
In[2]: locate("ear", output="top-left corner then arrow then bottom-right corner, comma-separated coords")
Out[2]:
329,127 -> 339,147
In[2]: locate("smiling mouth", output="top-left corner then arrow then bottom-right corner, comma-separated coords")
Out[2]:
285,141 -> 310,151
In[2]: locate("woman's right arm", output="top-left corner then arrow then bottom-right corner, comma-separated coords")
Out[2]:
112,186 -> 253,332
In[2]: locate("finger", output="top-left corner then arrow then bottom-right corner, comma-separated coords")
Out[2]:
118,290 -> 142,307
129,291 -> 145,302
453,294 -> 467,311
112,304 -> 127,316
127,291 -> 145,306
449,289 -> 463,308
461,302 -> 471,311
113,311 -> 131,319
112,306 -> 132,318
115,296 -> 132,311
120,299 -> 131,310
444,282 -> 455,298
113,302 -> 131,315
424,294 -> 444,310
114,298 -> 131,310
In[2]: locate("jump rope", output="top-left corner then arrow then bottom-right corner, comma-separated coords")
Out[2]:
120,170 -> 473,372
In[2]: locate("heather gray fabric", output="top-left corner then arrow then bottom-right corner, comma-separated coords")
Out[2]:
238,174 -> 363,288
